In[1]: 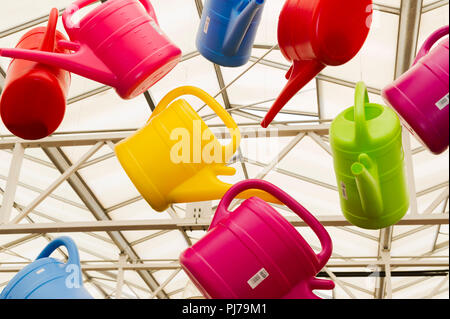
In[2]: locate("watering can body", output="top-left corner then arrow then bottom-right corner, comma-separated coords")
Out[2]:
382,26 -> 449,155
330,82 -> 409,230
0,8 -> 70,140
0,0 -> 182,100
261,0 -> 373,127
180,179 -> 334,299
0,237 -> 92,299
115,86 -> 280,212
196,0 -> 266,67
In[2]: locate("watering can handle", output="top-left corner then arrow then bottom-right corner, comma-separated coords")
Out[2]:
63,0 -> 158,39
212,179 -> 332,270
354,81 -> 370,144
39,8 -> 59,52
36,236 -> 81,268
149,86 -> 241,161
413,25 -> 449,66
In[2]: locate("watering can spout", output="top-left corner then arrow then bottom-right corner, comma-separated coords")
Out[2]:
168,165 -> 281,212
222,0 -> 265,56
261,59 -> 325,127
351,154 -> 383,218
0,42 -> 117,88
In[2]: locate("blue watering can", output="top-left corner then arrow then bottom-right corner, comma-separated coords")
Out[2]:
0,237 -> 93,299
197,0 -> 266,67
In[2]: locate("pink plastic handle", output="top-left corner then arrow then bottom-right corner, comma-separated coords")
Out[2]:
63,0 -> 158,39
211,179 -> 332,269
413,25 -> 449,66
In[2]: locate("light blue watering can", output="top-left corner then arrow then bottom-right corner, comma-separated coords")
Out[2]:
196,0 -> 266,67
0,237 -> 93,299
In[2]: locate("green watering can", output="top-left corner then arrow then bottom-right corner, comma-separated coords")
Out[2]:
330,82 -> 410,229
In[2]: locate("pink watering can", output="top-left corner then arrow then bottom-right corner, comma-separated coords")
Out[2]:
180,179 -> 334,299
0,0 -> 182,100
382,25 -> 449,155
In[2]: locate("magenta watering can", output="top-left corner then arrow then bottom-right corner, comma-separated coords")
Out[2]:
0,0 -> 182,100
382,25 -> 449,155
180,179 -> 334,299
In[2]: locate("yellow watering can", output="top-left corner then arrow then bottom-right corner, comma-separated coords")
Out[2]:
115,86 -> 279,212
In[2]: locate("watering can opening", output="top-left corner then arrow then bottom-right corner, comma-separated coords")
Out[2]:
343,105 -> 383,122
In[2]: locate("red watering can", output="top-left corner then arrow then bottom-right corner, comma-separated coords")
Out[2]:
382,25 -> 449,155
0,0 -> 182,100
180,179 -> 334,299
0,8 -> 70,140
261,0 -> 373,127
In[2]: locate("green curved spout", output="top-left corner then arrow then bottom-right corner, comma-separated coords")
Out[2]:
222,0 -> 265,56
351,154 -> 383,218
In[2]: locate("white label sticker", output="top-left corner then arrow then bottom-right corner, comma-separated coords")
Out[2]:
36,268 -> 45,275
436,93 -> 449,110
248,268 -> 269,289
203,16 -> 210,34
341,181 -> 348,200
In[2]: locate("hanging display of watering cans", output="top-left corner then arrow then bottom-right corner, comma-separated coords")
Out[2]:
115,86 -> 279,212
180,179 -> 334,299
0,237 -> 93,299
330,82 -> 410,230
382,25 -> 449,155
196,0 -> 266,67
0,0 -> 182,100
261,0 -> 373,127
0,8 -> 71,140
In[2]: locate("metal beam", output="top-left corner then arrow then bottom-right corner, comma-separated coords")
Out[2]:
373,3 -> 401,15
0,125 -> 331,149
395,0 -> 423,77
376,227 -> 394,299
41,147 -> 169,299
422,0 -> 449,13
10,142 -> 104,224
0,8 -> 66,39
0,66 -> 5,92
0,214 -> 447,234
2,259 -> 446,272
0,143 -> 25,223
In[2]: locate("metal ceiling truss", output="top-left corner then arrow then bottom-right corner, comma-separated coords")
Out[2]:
0,0 -> 449,299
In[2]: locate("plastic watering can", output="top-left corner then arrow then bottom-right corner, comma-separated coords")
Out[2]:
115,86 -> 279,212
180,179 -> 334,299
382,25 -> 449,155
330,82 -> 409,230
261,0 -> 373,127
0,0 -> 182,100
0,8 -> 71,140
196,0 -> 266,67
0,237 -> 93,299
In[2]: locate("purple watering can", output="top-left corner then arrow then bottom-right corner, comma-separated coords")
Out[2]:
383,25 -> 449,154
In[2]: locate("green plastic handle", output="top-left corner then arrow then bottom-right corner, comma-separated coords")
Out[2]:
354,81 -> 370,144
